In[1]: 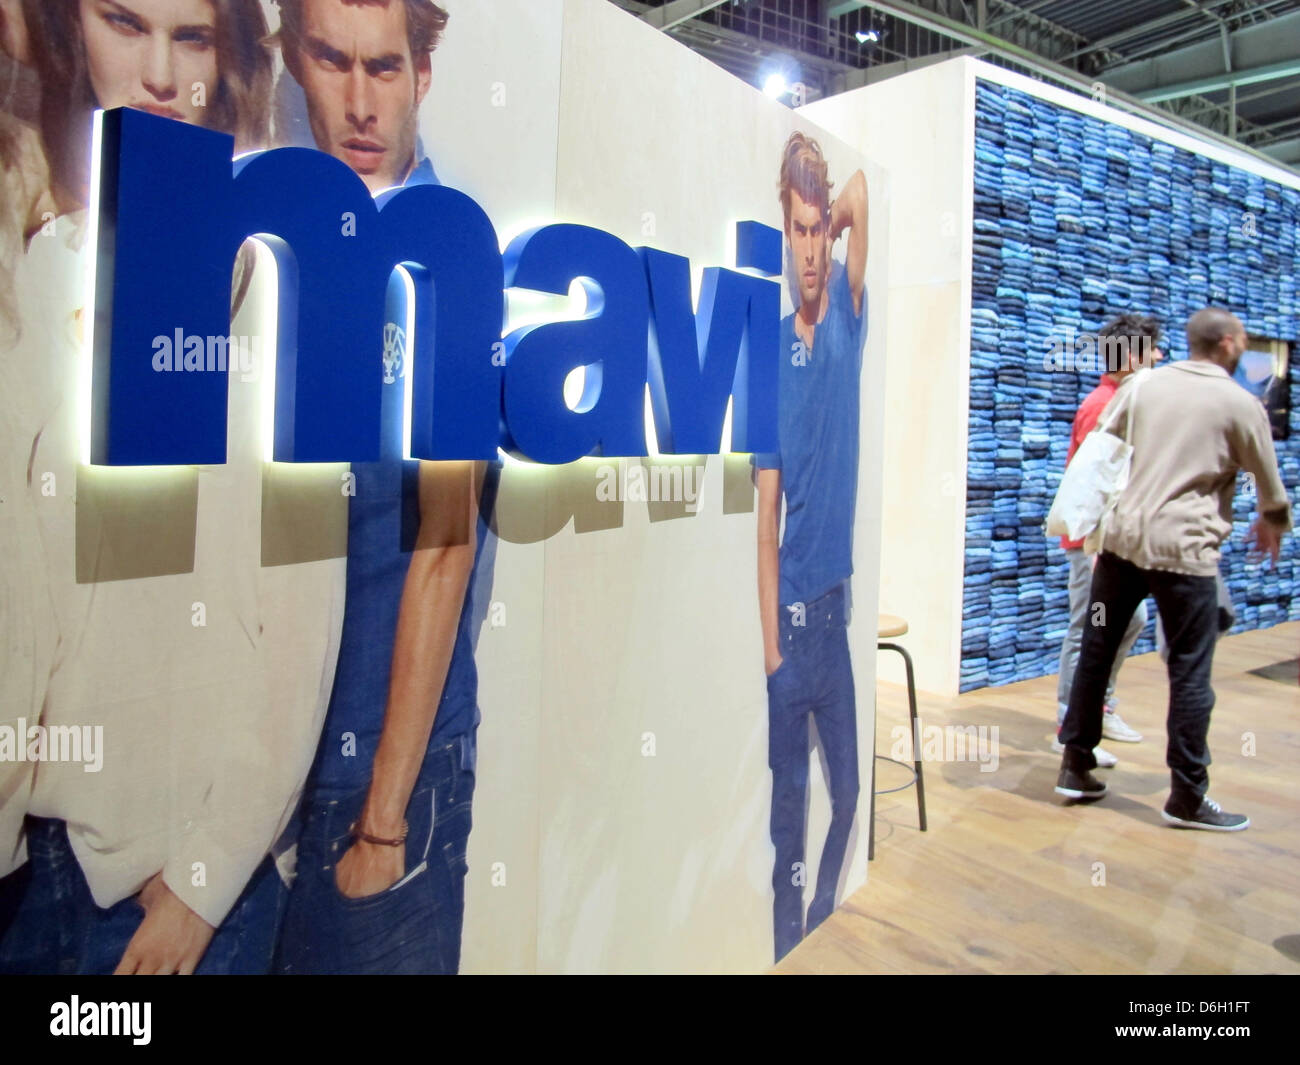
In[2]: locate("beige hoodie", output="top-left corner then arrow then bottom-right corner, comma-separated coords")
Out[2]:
1100,361 -> 1292,577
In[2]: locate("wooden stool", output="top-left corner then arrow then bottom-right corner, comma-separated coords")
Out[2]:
871,614 -> 927,860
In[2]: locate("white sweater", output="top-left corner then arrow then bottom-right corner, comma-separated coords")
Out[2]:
15,222 -> 346,927
0,190 -> 65,879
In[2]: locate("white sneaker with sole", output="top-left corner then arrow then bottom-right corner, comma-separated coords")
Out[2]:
1051,735 -> 1118,768
1102,705 -> 1143,743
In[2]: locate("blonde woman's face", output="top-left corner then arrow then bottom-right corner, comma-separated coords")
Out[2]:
79,0 -> 218,126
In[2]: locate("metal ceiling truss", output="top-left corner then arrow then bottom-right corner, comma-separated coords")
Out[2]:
980,0 -> 1091,61
1099,7 -> 1300,148
639,0 -> 733,31
1163,93 -> 1268,141
1053,1 -> 1243,64
616,0 -> 1299,172
614,0 -> 972,100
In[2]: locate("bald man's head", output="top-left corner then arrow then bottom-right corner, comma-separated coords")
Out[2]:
1186,307 -> 1247,373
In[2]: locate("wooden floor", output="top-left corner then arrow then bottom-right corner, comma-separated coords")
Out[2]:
777,621 -> 1300,974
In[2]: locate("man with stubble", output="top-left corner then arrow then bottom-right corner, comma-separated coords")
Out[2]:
274,0 -> 493,974
754,132 -> 868,962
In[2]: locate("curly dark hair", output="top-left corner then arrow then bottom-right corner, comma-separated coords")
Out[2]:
1097,311 -> 1163,372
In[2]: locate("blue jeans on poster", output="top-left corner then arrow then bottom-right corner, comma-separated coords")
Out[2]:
767,582 -> 859,963
0,817 -> 286,975
276,732 -> 475,975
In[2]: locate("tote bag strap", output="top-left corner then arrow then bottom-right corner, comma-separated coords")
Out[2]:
1123,368 -> 1148,446
1096,367 -> 1148,442
1087,369 -> 1148,556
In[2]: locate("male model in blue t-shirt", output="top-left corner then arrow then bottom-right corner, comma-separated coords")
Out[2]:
755,132 -> 868,962
273,0 -> 493,976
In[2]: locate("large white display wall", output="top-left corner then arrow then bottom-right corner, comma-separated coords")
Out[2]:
0,0 -> 888,973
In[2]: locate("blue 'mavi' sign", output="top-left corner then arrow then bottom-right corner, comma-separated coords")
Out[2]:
91,109 -> 782,467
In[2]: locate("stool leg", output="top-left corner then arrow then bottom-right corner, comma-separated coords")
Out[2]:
879,642 -> 927,834
899,644 -> 927,832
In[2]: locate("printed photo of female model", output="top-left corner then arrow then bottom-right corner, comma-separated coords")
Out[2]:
0,0 -> 286,976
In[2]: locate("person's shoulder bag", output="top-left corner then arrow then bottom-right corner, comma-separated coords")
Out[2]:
1044,370 -> 1150,549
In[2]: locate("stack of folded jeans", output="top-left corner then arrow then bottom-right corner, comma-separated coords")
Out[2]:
959,79 -> 1300,692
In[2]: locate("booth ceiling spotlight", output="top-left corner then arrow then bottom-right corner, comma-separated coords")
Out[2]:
759,54 -> 804,103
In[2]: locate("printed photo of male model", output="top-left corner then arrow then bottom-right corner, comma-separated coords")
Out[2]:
755,132 -> 868,963
271,0 -> 496,975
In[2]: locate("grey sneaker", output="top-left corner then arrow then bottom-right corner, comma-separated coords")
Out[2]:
1162,796 -> 1250,832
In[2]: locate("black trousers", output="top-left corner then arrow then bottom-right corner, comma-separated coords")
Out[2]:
1060,552 -> 1218,813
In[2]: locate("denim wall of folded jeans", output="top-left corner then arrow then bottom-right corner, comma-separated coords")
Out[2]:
963,80 -> 1300,693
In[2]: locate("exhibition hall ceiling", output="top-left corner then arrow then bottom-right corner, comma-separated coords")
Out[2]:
612,0 -> 1300,169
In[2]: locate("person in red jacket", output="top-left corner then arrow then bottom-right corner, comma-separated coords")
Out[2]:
1052,313 -> 1164,765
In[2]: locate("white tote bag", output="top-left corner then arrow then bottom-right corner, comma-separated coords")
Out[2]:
1044,370 -> 1148,546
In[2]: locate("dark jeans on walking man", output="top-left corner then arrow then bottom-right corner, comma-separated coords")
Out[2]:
1060,552 -> 1218,814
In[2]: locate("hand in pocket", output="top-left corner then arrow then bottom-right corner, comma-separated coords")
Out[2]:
334,840 -> 406,900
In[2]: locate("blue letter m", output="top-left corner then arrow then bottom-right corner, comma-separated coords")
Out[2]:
90,108 -> 502,466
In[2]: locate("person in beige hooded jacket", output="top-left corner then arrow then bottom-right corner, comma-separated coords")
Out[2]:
1055,308 -> 1291,830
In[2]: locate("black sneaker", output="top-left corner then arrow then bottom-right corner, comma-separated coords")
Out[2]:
1161,796 -> 1250,831
1055,765 -> 1107,800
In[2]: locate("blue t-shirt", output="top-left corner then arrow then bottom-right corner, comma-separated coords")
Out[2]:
307,156 -> 495,800
755,260 -> 867,608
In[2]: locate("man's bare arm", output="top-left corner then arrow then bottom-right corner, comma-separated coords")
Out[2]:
757,467 -> 783,676
830,169 -> 868,316
335,460 -> 481,897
